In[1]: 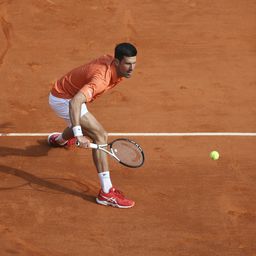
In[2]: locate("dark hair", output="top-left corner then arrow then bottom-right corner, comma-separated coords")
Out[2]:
114,42 -> 137,61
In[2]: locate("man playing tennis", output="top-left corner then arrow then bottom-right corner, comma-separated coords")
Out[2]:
48,43 -> 137,209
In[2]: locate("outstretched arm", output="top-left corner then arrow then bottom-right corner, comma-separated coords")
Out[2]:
69,91 -> 90,148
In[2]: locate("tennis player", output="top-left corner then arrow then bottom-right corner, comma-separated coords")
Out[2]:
48,43 -> 137,209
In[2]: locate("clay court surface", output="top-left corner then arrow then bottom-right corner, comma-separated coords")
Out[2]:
1,0 -> 256,255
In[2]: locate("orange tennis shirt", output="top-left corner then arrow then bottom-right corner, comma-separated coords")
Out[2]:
50,55 -> 123,102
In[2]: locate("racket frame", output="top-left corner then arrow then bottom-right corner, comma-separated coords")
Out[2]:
89,142 -> 120,162
89,138 -> 144,168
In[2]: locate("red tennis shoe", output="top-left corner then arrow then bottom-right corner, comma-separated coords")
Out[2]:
66,137 -> 77,147
47,132 -> 67,147
47,132 -> 62,147
96,187 -> 135,209
48,133 -> 76,148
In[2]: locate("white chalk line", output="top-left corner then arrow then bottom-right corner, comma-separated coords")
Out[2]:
0,132 -> 256,137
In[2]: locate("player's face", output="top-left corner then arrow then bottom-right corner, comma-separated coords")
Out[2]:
116,56 -> 136,78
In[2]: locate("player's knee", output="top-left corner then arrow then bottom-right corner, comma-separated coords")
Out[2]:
92,129 -> 108,144
100,130 -> 108,143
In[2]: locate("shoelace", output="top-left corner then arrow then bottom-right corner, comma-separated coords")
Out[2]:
113,189 -> 125,199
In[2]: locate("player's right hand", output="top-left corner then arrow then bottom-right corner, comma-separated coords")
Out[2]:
76,136 -> 90,148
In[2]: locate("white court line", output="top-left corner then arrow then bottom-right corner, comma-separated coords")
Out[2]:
0,132 -> 256,137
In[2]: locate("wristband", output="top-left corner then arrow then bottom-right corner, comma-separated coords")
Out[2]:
72,125 -> 83,137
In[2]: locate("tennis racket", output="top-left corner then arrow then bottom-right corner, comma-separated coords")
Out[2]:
77,138 -> 144,168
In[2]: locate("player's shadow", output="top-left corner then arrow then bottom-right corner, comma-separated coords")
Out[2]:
0,139 -> 54,157
0,165 -> 96,203
0,122 -> 14,129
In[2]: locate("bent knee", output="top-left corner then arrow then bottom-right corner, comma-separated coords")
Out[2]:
91,130 -> 108,144
99,130 -> 108,143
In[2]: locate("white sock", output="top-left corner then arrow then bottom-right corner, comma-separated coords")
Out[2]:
56,134 -> 68,145
98,171 -> 113,193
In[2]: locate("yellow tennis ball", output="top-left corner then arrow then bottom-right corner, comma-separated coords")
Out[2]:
210,151 -> 220,160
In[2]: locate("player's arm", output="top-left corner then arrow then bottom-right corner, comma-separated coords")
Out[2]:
71,74 -> 102,146
69,91 -> 90,148
69,91 -> 86,126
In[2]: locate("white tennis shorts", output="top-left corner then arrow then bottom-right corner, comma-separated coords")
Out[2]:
49,93 -> 88,125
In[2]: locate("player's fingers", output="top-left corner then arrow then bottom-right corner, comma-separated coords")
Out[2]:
76,139 -> 90,148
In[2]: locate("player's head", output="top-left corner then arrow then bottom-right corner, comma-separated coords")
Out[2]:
114,42 -> 137,78
115,42 -> 137,61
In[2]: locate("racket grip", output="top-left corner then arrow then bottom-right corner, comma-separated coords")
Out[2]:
75,140 -> 98,149
89,143 -> 98,149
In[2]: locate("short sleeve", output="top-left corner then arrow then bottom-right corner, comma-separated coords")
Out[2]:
79,71 -> 109,102
80,84 -> 94,102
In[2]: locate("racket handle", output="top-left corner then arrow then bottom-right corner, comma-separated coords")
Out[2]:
75,140 -> 98,149
89,143 -> 98,149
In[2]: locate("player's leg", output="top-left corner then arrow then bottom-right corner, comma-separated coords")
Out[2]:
58,126 -> 74,141
48,94 -> 76,146
80,112 -> 109,173
80,112 -> 135,208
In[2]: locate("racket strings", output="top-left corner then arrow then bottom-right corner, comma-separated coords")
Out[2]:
111,140 -> 144,167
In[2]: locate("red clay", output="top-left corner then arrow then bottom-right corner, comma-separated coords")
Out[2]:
0,1 -> 256,255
